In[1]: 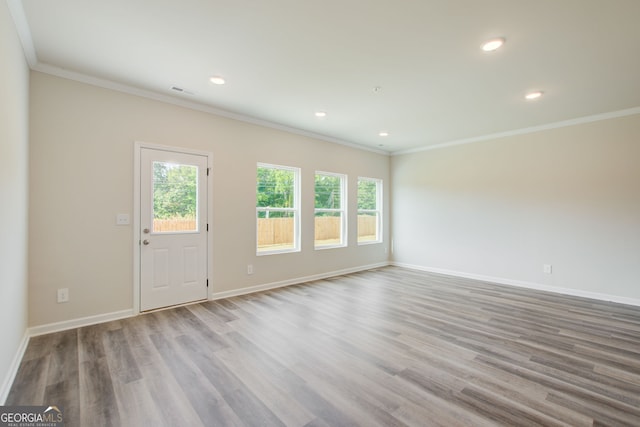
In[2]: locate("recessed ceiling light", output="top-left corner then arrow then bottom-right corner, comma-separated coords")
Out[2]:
379,131 -> 389,137
209,76 -> 226,85
482,37 -> 505,52
525,91 -> 544,100
315,111 -> 327,118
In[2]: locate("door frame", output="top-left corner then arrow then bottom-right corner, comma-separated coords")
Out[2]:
133,141 -> 213,314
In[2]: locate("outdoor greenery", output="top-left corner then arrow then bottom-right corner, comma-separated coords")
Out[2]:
256,168 -> 378,212
256,166 -> 296,218
315,174 -> 342,212
150,163 -> 380,242
357,178 -> 378,210
153,162 -> 197,220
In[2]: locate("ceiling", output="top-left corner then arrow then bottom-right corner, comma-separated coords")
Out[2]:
12,0 -> 640,153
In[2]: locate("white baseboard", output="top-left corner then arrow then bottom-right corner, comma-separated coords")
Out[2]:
211,262 -> 390,300
0,330 -> 29,405
392,262 -> 640,307
28,309 -> 135,337
27,263 -> 391,336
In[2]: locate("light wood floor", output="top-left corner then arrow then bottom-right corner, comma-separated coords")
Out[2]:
8,267 -> 640,426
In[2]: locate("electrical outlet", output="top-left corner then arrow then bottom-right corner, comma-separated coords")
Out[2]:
247,264 -> 254,275
543,264 -> 552,274
57,288 -> 69,303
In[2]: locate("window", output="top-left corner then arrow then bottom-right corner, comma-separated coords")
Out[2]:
153,162 -> 198,233
314,172 -> 347,249
357,177 -> 382,244
256,163 -> 300,254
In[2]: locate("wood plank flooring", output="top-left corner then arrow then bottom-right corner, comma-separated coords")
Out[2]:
7,266 -> 640,426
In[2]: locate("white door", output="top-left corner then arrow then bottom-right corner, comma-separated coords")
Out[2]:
140,148 -> 208,311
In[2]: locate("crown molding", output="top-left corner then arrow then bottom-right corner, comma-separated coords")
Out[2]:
31,62 -> 389,156
9,0 -> 638,158
6,0 -> 386,156
392,106 -> 640,156
6,0 -> 37,67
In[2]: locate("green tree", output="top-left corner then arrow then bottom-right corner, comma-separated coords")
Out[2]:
257,166 -> 295,217
315,174 -> 341,214
153,162 -> 197,219
357,179 -> 378,210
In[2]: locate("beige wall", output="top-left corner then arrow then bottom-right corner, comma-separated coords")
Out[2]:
26,42 -> 639,331
28,72 -> 390,327
0,2 -> 30,401
391,114 -> 640,301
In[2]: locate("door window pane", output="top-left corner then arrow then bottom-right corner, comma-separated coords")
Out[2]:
153,162 -> 198,232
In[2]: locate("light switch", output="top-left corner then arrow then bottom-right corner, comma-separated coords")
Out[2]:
116,213 -> 130,225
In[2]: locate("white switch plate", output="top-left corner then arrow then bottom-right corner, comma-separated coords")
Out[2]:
247,264 -> 254,275
543,264 -> 552,274
116,213 -> 130,225
57,288 -> 69,303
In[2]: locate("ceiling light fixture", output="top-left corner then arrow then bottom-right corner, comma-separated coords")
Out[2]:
482,37 -> 505,52
525,91 -> 544,100
315,111 -> 327,118
379,131 -> 389,137
209,76 -> 226,85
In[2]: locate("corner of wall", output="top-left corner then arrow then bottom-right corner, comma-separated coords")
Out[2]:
0,0 -> 31,405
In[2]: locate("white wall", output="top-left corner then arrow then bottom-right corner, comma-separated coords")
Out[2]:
0,1 -> 30,403
391,114 -> 640,302
28,72 -> 390,327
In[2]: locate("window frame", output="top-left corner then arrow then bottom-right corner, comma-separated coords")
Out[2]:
357,177 -> 383,245
256,162 -> 301,255
314,171 -> 347,250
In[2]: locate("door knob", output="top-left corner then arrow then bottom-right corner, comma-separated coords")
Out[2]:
143,239 -> 150,245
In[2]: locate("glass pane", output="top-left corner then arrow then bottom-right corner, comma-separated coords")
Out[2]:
257,167 -> 295,208
315,211 -> 343,247
153,162 -> 198,232
357,212 -> 378,242
357,179 -> 377,210
315,174 -> 342,209
257,210 -> 295,252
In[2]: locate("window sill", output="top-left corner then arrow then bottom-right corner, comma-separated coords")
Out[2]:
314,243 -> 347,251
256,248 -> 301,256
357,240 -> 382,246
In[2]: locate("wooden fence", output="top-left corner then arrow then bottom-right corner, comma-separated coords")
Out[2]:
358,215 -> 377,241
356,215 -> 377,242
153,218 -> 196,232
257,217 -> 295,247
153,216 -> 378,244
257,215 -> 377,247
